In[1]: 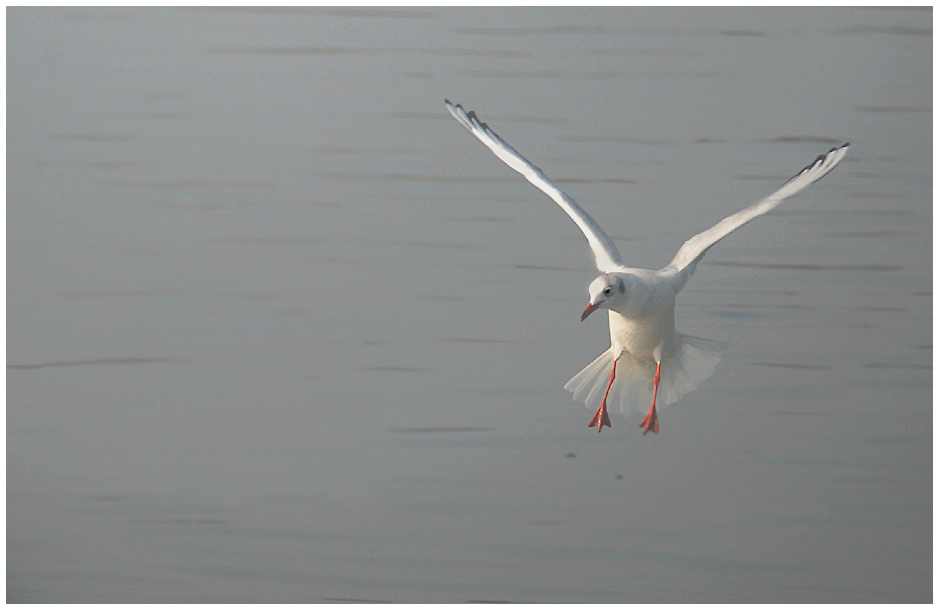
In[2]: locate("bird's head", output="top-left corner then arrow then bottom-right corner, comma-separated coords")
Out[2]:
581,272 -> 653,321
581,273 -> 627,321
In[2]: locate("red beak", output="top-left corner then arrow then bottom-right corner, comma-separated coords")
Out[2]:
581,302 -> 598,321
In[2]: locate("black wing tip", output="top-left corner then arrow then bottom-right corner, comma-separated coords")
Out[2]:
818,142 -> 849,160
446,99 -> 475,118
444,100 -> 495,136
461,106 -> 488,131
813,141 -> 850,165
780,142 -> 849,186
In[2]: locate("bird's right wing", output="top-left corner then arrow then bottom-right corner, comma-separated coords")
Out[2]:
661,143 -> 849,293
445,100 -> 624,273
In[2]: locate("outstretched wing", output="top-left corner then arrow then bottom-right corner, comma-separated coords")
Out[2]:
445,100 -> 624,273
661,143 -> 849,292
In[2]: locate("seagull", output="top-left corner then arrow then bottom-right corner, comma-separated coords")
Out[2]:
445,100 -> 848,434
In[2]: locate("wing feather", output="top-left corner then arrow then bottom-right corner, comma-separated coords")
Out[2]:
662,143 -> 849,292
445,100 -> 624,273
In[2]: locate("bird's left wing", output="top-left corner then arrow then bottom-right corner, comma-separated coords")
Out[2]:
661,143 -> 849,293
445,100 -> 624,273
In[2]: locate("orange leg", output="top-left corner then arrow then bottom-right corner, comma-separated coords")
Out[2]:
639,362 -> 661,435
588,359 -> 616,432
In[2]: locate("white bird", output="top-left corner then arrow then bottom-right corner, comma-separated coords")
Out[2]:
445,100 -> 848,434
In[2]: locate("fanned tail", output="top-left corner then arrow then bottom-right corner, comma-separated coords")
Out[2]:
564,334 -> 726,417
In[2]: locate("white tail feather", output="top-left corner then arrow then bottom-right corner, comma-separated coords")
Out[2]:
564,334 -> 725,417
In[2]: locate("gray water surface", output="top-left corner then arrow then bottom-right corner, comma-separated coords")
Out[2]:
7,7 -> 931,603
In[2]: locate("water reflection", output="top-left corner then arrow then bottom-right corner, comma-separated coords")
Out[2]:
8,357 -> 180,370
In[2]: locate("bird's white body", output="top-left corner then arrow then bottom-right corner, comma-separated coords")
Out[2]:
566,267 -> 725,418
445,100 -> 848,431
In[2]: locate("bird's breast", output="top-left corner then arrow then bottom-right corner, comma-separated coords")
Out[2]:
607,308 -> 677,364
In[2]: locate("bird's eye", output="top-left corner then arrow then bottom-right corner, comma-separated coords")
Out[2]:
603,287 -> 612,296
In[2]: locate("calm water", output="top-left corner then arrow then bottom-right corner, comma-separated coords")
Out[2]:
7,7 -> 931,603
